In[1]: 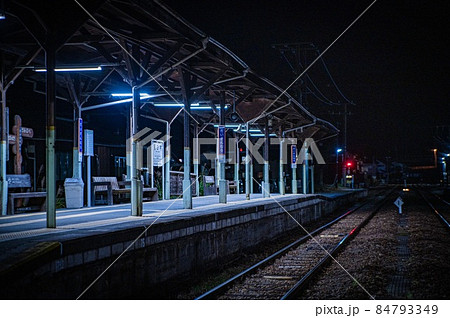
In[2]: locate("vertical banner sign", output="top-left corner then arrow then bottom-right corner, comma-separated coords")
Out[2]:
84,129 -> 94,157
152,140 -> 164,167
78,118 -> 83,162
218,125 -> 226,163
291,145 -> 297,169
5,107 -> 9,162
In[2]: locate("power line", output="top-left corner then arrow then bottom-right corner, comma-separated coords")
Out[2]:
317,51 -> 354,105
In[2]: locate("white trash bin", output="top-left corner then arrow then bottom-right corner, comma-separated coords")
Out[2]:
64,178 -> 84,208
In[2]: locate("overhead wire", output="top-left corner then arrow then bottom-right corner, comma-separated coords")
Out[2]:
317,50 -> 354,105
281,50 -> 338,106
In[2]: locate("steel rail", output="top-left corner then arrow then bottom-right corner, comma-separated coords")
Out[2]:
281,189 -> 394,299
195,190 -> 388,300
417,188 -> 450,231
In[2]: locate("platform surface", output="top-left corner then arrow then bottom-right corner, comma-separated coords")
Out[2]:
0,191 -> 356,264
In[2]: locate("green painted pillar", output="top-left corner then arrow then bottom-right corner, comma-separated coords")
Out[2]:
46,46 -> 56,228
1,87 -> 7,216
164,123 -> 171,200
263,119 -> 270,198
131,86 -> 142,216
183,101 -> 192,209
245,124 -> 251,200
218,92 -> 227,204
279,137 -> 285,195
194,124 -> 199,197
302,145 -> 309,195
292,166 -> 297,194
234,138 -> 239,195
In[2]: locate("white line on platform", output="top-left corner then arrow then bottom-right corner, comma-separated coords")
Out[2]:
0,209 -> 130,228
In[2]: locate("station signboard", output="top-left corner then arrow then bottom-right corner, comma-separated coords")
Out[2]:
291,145 -> 297,168
84,129 -> 94,157
152,140 -> 164,167
218,125 -> 226,163
78,118 -> 83,162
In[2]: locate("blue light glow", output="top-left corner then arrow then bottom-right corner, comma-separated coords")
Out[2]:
35,66 -> 102,72
111,93 -> 153,98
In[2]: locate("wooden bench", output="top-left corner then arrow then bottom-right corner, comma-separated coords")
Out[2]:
91,176 -> 158,206
7,174 -> 46,215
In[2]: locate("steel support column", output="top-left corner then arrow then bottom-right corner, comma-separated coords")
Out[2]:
279,137 -> 285,195
302,145 -> 309,194
292,142 -> 298,194
46,46 -> 56,228
245,124 -> 250,200
219,92 -> 227,203
263,119 -> 270,197
311,165 -> 315,194
234,137 -> 239,195
131,86 -> 143,216
0,87 -> 7,216
292,166 -> 297,194
165,122 -> 171,200
194,123 -> 199,197
182,103 -> 192,209
250,159 -> 254,194
72,107 -> 82,180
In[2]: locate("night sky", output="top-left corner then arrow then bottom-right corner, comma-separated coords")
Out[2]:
164,0 -> 449,161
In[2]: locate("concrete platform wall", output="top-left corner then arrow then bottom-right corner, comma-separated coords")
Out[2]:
0,190 -> 367,299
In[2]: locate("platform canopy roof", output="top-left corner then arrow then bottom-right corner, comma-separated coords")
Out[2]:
1,0 -> 338,140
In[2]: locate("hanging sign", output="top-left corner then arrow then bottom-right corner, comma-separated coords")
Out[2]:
291,145 -> 297,169
218,125 -> 226,163
78,118 -> 83,162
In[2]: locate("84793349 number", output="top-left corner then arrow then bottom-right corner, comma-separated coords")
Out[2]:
375,305 -> 438,315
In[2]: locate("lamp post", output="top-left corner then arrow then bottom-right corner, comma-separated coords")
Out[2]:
336,148 -> 342,187
442,157 -> 447,186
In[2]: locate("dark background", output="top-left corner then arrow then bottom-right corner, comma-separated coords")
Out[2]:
164,0 -> 449,161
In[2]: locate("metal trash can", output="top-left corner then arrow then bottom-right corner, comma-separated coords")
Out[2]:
64,178 -> 84,208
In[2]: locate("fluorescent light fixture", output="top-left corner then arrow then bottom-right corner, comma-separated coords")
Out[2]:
250,133 -> 277,137
337,148 -> 343,153
239,129 -> 262,133
34,66 -> 102,72
111,93 -> 152,98
213,124 -> 240,128
153,103 -> 228,111
81,94 -> 154,111
0,14 -> 5,20
153,103 -> 200,107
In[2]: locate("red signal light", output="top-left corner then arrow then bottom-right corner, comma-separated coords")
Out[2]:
346,161 -> 353,167
239,148 -> 243,152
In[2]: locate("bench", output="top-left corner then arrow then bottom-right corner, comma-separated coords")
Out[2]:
202,176 -> 233,196
7,174 -> 46,215
228,180 -> 238,194
91,176 -> 158,206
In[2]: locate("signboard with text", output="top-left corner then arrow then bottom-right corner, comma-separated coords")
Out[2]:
218,125 -> 226,163
152,140 -> 164,167
84,129 -> 94,157
77,118 -> 83,162
291,145 -> 297,169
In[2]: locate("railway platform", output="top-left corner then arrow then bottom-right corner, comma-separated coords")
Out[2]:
0,189 -> 367,299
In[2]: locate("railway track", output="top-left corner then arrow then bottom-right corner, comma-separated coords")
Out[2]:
196,189 -> 395,300
417,187 -> 450,231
